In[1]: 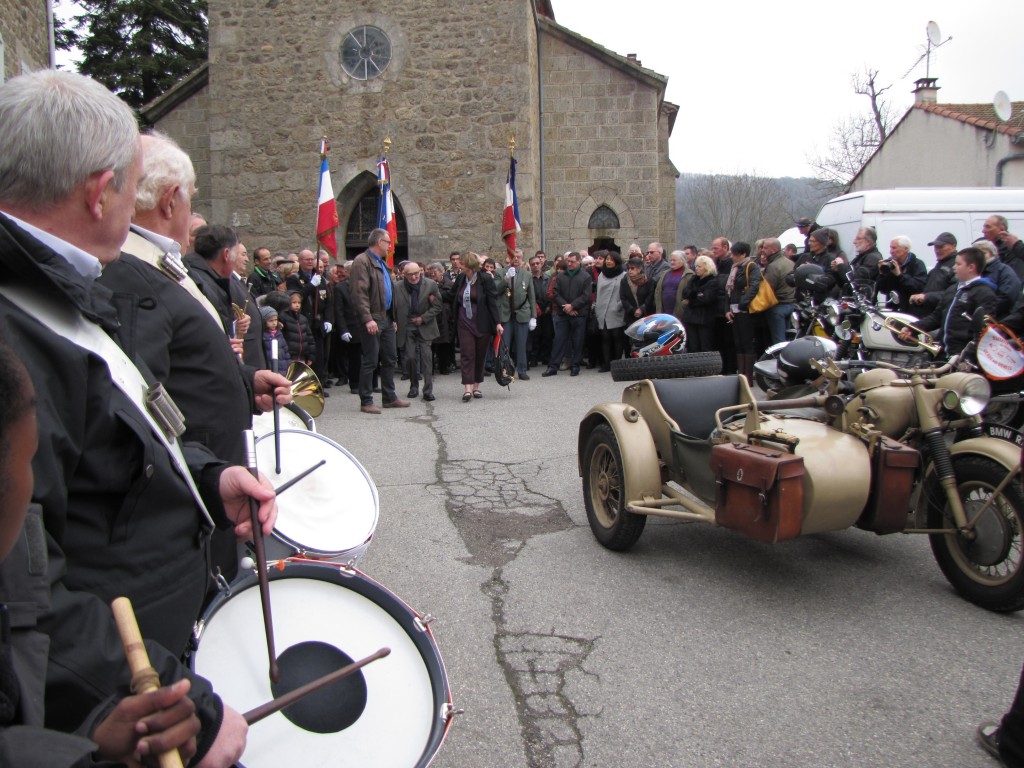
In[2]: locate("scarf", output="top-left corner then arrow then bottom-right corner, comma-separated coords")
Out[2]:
566,266 -> 581,277
462,274 -> 477,319
601,264 -> 623,279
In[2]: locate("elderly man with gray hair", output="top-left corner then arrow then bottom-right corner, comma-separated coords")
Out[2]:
876,235 -> 927,313
0,69 -> 273,766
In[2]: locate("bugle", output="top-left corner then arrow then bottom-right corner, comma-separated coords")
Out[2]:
882,315 -> 941,354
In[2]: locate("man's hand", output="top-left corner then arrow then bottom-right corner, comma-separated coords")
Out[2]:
195,705 -> 248,768
219,466 -> 276,538
909,293 -> 925,305
253,370 -> 293,413
310,274 -> 322,287
365,319 -> 379,335
898,326 -> 913,341
1004,231 -> 1020,247
562,303 -> 572,314
495,323 -> 504,335
411,316 -> 423,326
93,679 -> 200,766
323,321 -> 333,334
235,314 -> 251,337
229,338 -> 244,357
341,332 -> 352,342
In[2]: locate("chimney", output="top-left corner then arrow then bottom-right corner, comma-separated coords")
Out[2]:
626,53 -> 641,66
913,77 -> 940,104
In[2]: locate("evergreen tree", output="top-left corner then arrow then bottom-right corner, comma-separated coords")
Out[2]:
61,0 -> 207,109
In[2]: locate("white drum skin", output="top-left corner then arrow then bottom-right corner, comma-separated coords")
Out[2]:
252,403 -> 316,438
255,430 -> 379,563
192,561 -> 453,767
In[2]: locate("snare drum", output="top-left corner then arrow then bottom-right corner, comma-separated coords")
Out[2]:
252,403 -> 316,438
192,560 -> 454,767
255,430 -> 378,563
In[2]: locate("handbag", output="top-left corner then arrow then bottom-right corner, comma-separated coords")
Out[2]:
493,331 -> 516,387
749,276 -> 778,313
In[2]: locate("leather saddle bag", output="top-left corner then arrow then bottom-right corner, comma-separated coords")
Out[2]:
710,442 -> 805,543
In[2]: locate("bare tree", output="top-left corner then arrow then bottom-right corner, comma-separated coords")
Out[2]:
677,172 -> 793,246
808,67 -> 899,187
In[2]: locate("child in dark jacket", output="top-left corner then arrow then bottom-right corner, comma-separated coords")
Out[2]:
260,305 -> 292,369
279,290 -> 316,365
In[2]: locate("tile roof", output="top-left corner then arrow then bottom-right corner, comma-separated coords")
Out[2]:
914,101 -> 1024,138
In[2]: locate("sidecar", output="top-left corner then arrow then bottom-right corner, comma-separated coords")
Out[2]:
577,375 -> 920,550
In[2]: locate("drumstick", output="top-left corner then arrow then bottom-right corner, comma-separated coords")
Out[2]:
270,339 -> 282,475
244,430 -> 280,684
110,597 -> 186,768
273,459 -> 327,496
242,647 -> 391,726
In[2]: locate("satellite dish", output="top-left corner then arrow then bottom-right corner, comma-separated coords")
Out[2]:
994,91 -> 1013,122
926,21 -> 942,47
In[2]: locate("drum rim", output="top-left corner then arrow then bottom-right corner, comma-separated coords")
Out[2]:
193,559 -> 453,766
255,429 -> 380,557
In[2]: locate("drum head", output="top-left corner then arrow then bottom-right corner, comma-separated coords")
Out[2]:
255,430 -> 378,559
978,324 -> 1024,380
193,562 -> 451,767
252,403 -> 316,438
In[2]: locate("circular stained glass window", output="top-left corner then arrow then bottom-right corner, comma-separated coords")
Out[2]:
340,26 -> 392,81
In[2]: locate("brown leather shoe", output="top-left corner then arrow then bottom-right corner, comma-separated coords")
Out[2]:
382,398 -> 410,408
360,403 -> 382,414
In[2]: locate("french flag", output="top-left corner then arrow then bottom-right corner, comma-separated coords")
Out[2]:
501,155 -> 521,257
316,151 -> 339,258
377,156 -> 397,267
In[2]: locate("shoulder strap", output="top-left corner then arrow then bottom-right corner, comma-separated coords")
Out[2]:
0,283 -> 213,525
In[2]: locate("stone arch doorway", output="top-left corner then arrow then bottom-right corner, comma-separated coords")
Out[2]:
336,170 -> 408,262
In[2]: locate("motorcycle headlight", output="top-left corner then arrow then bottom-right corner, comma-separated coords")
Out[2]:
937,372 -> 991,416
824,298 -> 842,326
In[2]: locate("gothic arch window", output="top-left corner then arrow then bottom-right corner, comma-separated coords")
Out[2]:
343,188 -> 407,261
588,205 -> 620,230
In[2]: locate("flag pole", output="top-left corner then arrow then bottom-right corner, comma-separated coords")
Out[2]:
314,137 -> 327,259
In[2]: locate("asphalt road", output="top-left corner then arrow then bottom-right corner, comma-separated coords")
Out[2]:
292,366 -> 1021,768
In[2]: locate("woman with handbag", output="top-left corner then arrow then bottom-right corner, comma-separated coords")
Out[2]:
725,242 -> 761,382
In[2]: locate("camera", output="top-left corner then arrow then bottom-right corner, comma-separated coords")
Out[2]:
879,259 -> 896,272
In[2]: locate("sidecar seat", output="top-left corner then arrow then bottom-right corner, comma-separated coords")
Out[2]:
652,375 -> 743,439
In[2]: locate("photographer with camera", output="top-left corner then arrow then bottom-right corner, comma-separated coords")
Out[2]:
876,235 -> 927,313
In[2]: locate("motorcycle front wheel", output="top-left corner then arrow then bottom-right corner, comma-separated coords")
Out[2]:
582,424 -> 647,551
927,455 -> 1024,612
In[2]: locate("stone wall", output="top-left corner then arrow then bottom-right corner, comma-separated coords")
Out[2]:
206,0 -> 542,261
153,82 -> 213,218
538,27 -> 675,255
0,0 -> 49,80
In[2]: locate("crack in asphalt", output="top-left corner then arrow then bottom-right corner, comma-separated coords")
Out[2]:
424,411 -> 597,767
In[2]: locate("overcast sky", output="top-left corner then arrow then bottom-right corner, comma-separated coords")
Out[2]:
553,0 -> 1024,179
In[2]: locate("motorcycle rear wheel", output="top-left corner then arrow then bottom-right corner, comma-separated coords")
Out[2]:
927,455 -> 1024,612
582,424 -> 647,551
610,351 -> 722,382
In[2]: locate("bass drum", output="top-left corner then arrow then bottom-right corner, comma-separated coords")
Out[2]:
256,430 -> 378,564
192,560 -> 455,767
252,403 -> 316,438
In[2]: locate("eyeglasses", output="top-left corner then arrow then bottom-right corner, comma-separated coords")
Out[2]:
646,250 -> 658,255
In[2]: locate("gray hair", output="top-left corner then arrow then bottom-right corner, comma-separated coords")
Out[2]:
135,131 -> 195,213
0,70 -> 139,211
694,254 -> 718,275
892,235 -> 912,251
975,239 -> 998,262
368,228 -> 389,247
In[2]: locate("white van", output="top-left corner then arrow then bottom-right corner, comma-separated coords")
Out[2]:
814,188 -> 1024,269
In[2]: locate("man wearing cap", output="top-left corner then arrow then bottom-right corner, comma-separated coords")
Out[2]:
910,232 -> 959,313
795,217 -> 816,254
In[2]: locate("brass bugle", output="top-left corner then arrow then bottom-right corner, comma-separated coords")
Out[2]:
882,315 -> 941,354
232,302 -> 248,322
285,360 -> 325,418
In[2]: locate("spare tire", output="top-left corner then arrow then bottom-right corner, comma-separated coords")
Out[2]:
610,351 -> 723,382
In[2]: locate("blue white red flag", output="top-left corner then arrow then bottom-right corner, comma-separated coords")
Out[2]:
501,155 -> 521,258
377,156 -> 397,267
316,147 -> 339,257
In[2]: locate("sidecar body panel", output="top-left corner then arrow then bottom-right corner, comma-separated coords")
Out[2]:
578,402 -> 663,506
720,416 -> 872,533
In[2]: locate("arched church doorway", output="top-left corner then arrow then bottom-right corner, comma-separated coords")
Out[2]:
338,173 -> 408,263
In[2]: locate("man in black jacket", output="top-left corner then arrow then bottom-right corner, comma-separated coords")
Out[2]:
543,251 -> 593,377
0,69 -> 276,767
909,232 -> 958,314
876,235 -> 928,314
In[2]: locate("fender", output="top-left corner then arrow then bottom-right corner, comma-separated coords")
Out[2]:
578,403 -> 662,507
950,436 -> 1022,476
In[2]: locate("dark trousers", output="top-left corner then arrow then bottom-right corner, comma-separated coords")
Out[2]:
715,315 -> 737,373
1000,660 -> 1024,767
341,336 -> 362,390
529,313 -> 553,365
358,318 -> 398,404
552,314 -> 586,369
505,319 -> 530,374
684,321 -> 715,352
458,325 -> 488,385
404,332 -> 434,396
598,326 -> 626,368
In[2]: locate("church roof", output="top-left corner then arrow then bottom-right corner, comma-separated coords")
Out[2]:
140,63 -> 209,126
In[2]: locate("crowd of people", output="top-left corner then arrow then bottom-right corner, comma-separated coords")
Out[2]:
2,66 -> 1024,767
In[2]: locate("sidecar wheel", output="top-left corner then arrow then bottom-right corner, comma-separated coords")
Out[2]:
582,424 -> 646,551
927,456 -> 1024,612
610,351 -> 722,382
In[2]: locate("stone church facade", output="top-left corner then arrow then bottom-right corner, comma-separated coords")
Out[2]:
0,0 -> 49,82
143,0 -> 678,261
